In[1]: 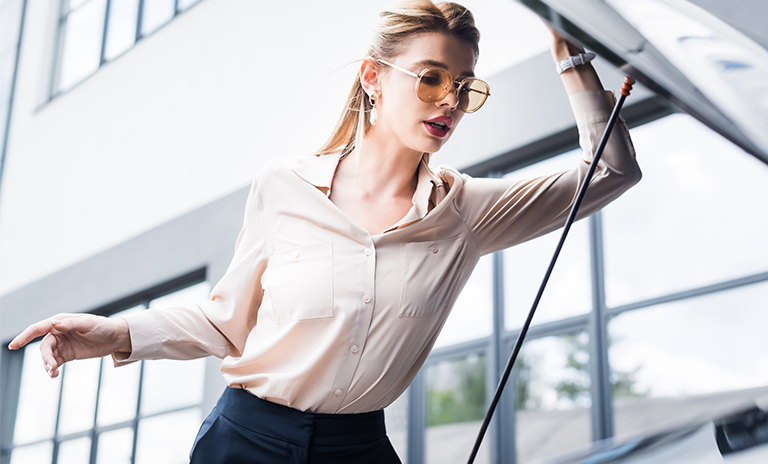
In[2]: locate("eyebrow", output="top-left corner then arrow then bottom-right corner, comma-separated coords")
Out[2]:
413,59 -> 475,78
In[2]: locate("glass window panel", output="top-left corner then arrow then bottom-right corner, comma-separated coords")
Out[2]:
425,353 -> 489,464
135,408 -> 202,464
384,390 -> 408,461
434,254 -> 493,349
97,305 -> 143,426
57,0 -> 107,92
515,332 -> 591,463
140,358 -> 205,415
57,436 -> 92,463
58,357 -> 100,435
503,150 -> 593,330
609,280 -> 768,437
140,282 -> 210,415
602,113 -> 768,307
103,0 -> 139,61
0,0 -> 23,48
96,427 -> 134,464
14,341 -> 61,444
97,354 -> 140,426
177,0 -> 202,11
9,441 -> 54,464
140,0 -> 175,36
65,0 -> 94,13
148,281 -> 210,309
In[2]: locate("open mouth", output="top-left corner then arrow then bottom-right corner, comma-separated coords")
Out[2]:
427,121 -> 448,131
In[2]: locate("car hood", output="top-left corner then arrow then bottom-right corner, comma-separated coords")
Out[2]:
516,0 -> 768,165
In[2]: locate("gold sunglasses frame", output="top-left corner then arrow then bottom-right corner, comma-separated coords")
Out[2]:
375,58 -> 490,113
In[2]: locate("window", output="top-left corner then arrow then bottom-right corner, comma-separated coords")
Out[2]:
52,0 -> 204,95
5,280 -> 210,464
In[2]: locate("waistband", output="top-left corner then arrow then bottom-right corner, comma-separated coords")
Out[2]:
216,387 -> 387,448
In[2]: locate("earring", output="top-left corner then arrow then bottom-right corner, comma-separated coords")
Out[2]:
369,91 -> 379,125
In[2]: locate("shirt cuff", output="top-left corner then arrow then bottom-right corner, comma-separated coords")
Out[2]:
568,89 -> 617,127
111,311 -> 161,366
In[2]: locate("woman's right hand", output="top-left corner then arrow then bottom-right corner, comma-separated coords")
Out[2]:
8,314 -> 131,378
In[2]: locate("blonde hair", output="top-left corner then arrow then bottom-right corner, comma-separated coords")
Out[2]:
316,0 -> 480,161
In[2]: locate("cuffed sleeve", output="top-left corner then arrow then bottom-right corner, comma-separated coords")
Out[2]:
451,89 -> 641,256
114,176 -> 268,366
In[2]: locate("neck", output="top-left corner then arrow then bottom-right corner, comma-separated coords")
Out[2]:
338,132 -> 423,199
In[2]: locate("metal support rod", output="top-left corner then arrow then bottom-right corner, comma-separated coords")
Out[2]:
467,76 -> 636,464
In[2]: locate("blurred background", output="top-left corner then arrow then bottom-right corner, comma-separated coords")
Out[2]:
1,0 -> 767,463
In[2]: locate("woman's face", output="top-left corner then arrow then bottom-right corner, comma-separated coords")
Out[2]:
371,32 -> 477,154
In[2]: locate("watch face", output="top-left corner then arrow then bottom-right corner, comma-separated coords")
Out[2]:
518,0 -> 768,165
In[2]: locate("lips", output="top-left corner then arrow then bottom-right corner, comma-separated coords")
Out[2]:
424,116 -> 453,138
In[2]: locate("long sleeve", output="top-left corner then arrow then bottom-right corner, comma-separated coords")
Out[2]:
451,89 -> 641,256
115,176 -> 268,364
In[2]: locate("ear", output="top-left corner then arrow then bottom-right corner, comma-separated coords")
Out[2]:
359,57 -> 381,97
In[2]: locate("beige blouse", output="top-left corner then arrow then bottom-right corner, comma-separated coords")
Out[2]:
117,90 -> 641,414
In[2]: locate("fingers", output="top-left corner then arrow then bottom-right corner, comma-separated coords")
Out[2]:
39,334 -> 63,378
8,314 -> 84,351
8,318 -> 59,350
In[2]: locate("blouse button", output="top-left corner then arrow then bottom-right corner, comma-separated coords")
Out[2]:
334,389 -> 343,397
350,345 -> 360,354
430,245 -> 439,254
364,248 -> 372,256
292,251 -> 300,259
363,295 -> 372,304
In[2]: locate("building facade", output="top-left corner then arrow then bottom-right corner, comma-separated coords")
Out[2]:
1,1 -> 767,463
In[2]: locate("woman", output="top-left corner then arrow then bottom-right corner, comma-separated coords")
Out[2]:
9,1 -> 641,462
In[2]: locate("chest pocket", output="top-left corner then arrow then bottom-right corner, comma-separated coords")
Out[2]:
399,237 -> 465,318
264,243 -> 334,323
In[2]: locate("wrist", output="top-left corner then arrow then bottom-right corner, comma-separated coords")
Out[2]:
552,41 -> 585,62
114,317 -> 132,353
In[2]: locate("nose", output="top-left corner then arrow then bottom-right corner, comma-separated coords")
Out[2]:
437,85 -> 460,111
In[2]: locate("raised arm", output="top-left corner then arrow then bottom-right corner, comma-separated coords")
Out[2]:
448,27 -> 641,256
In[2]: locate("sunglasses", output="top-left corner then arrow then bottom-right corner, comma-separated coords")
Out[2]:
376,58 -> 490,113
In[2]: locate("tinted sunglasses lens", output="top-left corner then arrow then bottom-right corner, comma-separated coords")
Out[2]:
417,69 -> 452,103
459,79 -> 490,113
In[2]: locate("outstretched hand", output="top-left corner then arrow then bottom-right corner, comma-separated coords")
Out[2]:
8,314 -> 131,378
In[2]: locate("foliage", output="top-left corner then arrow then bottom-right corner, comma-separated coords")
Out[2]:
427,354 -> 486,426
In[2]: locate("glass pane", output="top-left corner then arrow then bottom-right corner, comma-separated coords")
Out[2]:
135,408 -> 202,464
140,0 -> 175,36
435,254 -> 493,349
97,305 -> 143,426
140,358 -> 205,415
0,0 -> 23,49
425,353 -> 489,464
384,390 -> 408,462
177,0 -> 202,11
58,357 -> 101,435
609,280 -> 768,437
58,436 -> 92,463
140,283 -> 210,415
65,0 -> 94,13
57,0 -> 107,92
515,332 -> 591,463
602,113 -> 768,307
97,355 -> 140,426
9,441 -> 54,464
14,341 -> 61,444
504,150 -> 593,330
96,427 -> 134,464
103,0 -> 139,61
148,281 -> 210,309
